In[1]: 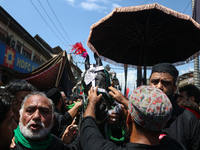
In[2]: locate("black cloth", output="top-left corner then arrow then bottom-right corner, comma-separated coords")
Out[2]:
80,116 -> 186,150
151,63 -> 179,79
10,134 -> 80,150
161,99 -> 200,150
51,108 -> 73,138
45,87 -> 62,106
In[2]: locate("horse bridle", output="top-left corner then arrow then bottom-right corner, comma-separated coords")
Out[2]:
82,65 -> 111,97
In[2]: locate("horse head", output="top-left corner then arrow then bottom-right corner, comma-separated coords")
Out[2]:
82,53 -> 113,123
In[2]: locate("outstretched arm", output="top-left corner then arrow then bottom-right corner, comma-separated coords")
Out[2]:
83,86 -> 102,118
108,86 -> 129,109
68,100 -> 82,119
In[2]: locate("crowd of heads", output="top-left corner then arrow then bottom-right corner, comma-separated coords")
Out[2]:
0,62 -> 199,150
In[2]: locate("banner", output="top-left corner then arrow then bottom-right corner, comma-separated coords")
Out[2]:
0,42 -> 39,73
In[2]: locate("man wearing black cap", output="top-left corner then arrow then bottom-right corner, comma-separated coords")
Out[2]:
45,87 -> 82,138
149,63 -> 200,150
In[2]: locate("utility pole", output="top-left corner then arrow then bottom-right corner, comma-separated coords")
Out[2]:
192,0 -> 200,89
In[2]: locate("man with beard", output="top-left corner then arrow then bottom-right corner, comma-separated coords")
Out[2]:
0,92 -> 17,150
177,84 -> 200,119
149,63 -> 200,150
80,86 -> 186,150
11,92 -> 79,150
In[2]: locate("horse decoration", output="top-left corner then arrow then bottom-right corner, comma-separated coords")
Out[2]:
81,53 -> 113,123
109,71 -> 121,91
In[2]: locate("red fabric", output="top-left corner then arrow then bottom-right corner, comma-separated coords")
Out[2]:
180,106 -> 200,119
71,42 -> 88,58
159,134 -> 166,141
25,62 -> 61,91
126,87 -> 130,98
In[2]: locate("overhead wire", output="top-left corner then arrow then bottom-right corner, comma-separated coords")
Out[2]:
29,0 -> 66,47
46,0 -> 73,45
38,0 -> 70,46
182,0 -> 192,13
45,0 -> 79,61
140,0 -> 150,5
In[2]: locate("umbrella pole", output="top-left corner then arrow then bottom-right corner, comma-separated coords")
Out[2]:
124,64 -> 128,97
137,66 -> 142,87
143,65 -> 147,85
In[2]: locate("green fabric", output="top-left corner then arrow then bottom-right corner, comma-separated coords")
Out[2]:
67,103 -> 75,110
107,124 -> 125,142
104,69 -> 111,86
14,126 -> 52,150
67,100 -> 82,111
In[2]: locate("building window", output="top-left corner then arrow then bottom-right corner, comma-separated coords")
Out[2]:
33,55 -> 42,65
40,59 -> 44,64
22,47 -> 32,59
0,27 -> 7,43
0,33 -> 5,43
16,42 -> 22,53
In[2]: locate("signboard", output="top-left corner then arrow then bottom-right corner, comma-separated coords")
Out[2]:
0,42 -> 39,73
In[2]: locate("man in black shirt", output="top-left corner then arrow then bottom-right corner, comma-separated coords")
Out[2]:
80,86 -> 186,150
149,63 -> 200,150
45,87 -> 82,138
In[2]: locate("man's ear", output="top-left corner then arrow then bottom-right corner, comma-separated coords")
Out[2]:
173,85 -> 177,94
189,96 -> 195,102
126,111 -> 132,132
60,98 -> 63,105
53,114 -> 56,126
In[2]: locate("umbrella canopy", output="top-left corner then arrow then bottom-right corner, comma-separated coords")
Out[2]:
87,3 -> 200,68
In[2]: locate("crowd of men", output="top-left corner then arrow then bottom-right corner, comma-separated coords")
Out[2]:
0,62 -> 200,150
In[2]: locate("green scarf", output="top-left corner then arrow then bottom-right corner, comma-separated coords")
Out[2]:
107,124 -> 125,142
67,103 -> 75,110
67,101 -> 82,111
14,126 -> 52,150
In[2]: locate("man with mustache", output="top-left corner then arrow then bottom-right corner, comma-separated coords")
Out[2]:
11,92 -> 79,150
149,63 -> 200,150
0,92 -> 17,150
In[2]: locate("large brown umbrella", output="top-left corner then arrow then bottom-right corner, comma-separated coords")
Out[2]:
87,3 -> 200,68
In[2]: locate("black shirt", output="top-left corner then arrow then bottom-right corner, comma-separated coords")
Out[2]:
51,108 -> 73,138
162,100 -> 200,150
80,116 -> 186,150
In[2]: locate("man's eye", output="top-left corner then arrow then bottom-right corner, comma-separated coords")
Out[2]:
40,109 -> 49,115
26,109 -> 35,114
162,81 -> 171,86
151,80 -> 158,85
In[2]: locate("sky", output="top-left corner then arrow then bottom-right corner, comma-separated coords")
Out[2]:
0,0 -> 196,93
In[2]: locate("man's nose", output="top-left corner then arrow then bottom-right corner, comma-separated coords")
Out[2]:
156,82 -> 164,90
32,109 -> 41,120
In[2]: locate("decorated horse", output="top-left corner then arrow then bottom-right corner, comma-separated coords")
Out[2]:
80,53 -> 127,146
81,53 -> 113,123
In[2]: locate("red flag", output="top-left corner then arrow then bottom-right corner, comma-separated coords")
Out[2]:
71,42 -> 88,58
126,87 -> 130,98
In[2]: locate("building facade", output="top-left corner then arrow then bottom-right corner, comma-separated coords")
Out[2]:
0,6 -> 53,85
